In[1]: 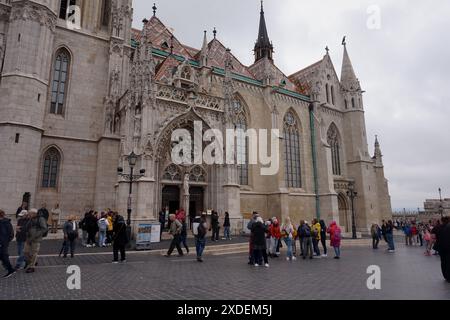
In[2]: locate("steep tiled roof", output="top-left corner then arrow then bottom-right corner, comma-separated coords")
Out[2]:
288,59 -> 323,96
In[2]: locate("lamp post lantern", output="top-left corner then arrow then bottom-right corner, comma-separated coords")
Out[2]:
118,151 -> 145,244
346,182 -> 358,239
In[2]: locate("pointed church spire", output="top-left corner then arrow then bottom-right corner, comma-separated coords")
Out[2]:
373,135 -> 383,166
341,38 -> 360,91
199,30 -> 209,68
254,0 -> 273,62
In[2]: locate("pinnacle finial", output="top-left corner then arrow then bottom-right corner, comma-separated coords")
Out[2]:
152,3 -> 157,16
342,36 -> 347,46
213,27 -> 217,39
325,46 -> 329,55
261,0 -> 264,13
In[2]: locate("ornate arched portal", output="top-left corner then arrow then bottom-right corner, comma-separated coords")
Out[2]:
338,193 -> 350,232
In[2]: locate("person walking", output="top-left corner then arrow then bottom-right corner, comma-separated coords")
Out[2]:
328,221 -> 342,259
62,215 -> 79,258
251,217 -> 269,267
180,218 -> 190,254
298,221 -> 313,259
319,220 -> 328,257
371,223 -> 381,249
281,217 -> 296,262
385,220 -> 395,253
311,219 -> 322,257
24,209 -> 48,273
14,210 -> 29,270
210,211 -> 220,242
436,217 -> 450,282
165,214 -> 184,257
97,213 -> 109,247
223,212 -> 231,240
0,209 -> 16,279
112,212 -> 129,263
193,214 -> 207,262
50,203 -> 61,234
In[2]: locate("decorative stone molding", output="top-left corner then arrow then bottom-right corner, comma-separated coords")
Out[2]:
10,1 -> 57,32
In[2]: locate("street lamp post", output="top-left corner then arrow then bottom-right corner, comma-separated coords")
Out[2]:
346,182 -> 358,240
118,151 -> 146,244
438,188 -> 444,218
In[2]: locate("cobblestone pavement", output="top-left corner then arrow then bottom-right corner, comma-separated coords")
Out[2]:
1,240 -> 449,300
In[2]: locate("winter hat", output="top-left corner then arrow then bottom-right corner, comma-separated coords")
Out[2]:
19,210 -> 28,217
304,220 -> 309,225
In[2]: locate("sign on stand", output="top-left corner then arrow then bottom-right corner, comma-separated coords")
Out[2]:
136,223 -> 161,251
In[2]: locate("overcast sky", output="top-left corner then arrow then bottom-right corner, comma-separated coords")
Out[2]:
132,0 -> 450,211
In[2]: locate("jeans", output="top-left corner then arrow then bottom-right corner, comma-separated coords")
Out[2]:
195,237 -> 206,258
0,244 -> 14,273
87,231 -> 96,245
167,234 -> 183,256
334,246 -> 341,257
98,231 -> 107,247
270,237 -> 279,256
253,249 -> 268,265
211,226 -> 219,241
63,239 -> 76,257
15,241 -> 26,269
386,233 -> 395,250
224,226 -> 231,240
113,243 -> 126,262
180,233 -> 189,253
284,237 -> 293,259
312,238 -> 321,256
302,237 -> 313,258
372,237 -> 380,249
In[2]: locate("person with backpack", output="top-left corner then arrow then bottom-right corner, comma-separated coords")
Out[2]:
0,209 -> 16,279
97,213 -> 110,247
14,210 -> 29,270
328,221 -> 342,259
193,214 -> 207,262
112,212 -> 129,263
298,220 -> 313,259
311,219 -> 322,257
62,215 -> 79,258
23,208 -> 48,273
165,214 -> 184,257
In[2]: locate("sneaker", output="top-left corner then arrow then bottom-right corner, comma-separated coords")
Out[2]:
388,250 -> 395,253
292,256 -> 297,261
197,257 -> 203,262
112,261 -> 119,264
3,270 -> 16,279
286,257 -> 290,261
264,263 -> 269,268
254,263 -> 259,267
26,268 -> 35,273
321,254 -> 327,257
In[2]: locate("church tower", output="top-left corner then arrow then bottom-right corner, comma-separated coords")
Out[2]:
0,0 -> 59,214
254,1 -> 273,62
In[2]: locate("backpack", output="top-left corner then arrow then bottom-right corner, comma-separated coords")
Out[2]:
98,219 -> 107,232
197,222 -> 207,238
303,225 -> 311,237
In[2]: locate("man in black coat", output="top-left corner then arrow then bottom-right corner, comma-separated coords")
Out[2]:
0,209 -> 16,278
210,211 -> 220,242
112,213 -> 129,263
436,217 -> 450,282
37,203 -> 49,222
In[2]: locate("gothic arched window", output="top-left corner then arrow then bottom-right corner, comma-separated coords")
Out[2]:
59,0 -> 77,20
162,164 -> 181,181
233,98 -> 249,186
101,0 -> 111,27
325,84 -> 330,104
50,49 -> 70,115
352,97 -> 356,109
284,111 -> 302,188
327,124 -> 342,176
331,85 -> 335,105
42,148 -> 61,188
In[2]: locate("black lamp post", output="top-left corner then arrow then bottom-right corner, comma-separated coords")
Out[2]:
346,182 -> 358,239
118,151 -> 146,243
438,188 -> 444,218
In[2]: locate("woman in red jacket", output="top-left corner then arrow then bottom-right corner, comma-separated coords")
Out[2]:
327,221 -> 342,259
269,218 -> 281,257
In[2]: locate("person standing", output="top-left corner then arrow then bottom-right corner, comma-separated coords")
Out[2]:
38,203 -> 49,223
16,202 -> 28,219
299,221 -> 313,260
247,212 -> 259,264
210,211 -> 220,242
385,220 -> 395,253
0,209 -> 16,278
436,217 -> 450,282
381,220 -> 387,243
112,212 -> 128,263
79,212 -> 89,247
97,213 -> 109,247
165,214 -> 183,257
319,220 -> 328,257
311,219 -> 322,257
86,211 -> 98,247
371,223 -> 381,249
62,215 -> 78,258
193,214 -> 207,262
24,209 -> 48,273
328,221 -> 342,259
159,210 -> 166,237
269,217 -> 281,258
281,217 -> 296,262
15,210 -> 29,270
50,203 -> 61,234
223,212 -> 231,240
251,217 -> 269,267
106,212 -> 114,246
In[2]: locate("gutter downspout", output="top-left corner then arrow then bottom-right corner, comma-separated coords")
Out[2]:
309,103 -> 320,220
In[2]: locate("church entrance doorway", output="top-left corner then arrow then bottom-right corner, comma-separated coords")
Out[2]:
162,185 -> 180,215
189,186 -> 204,228
338,193 -> 350,232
